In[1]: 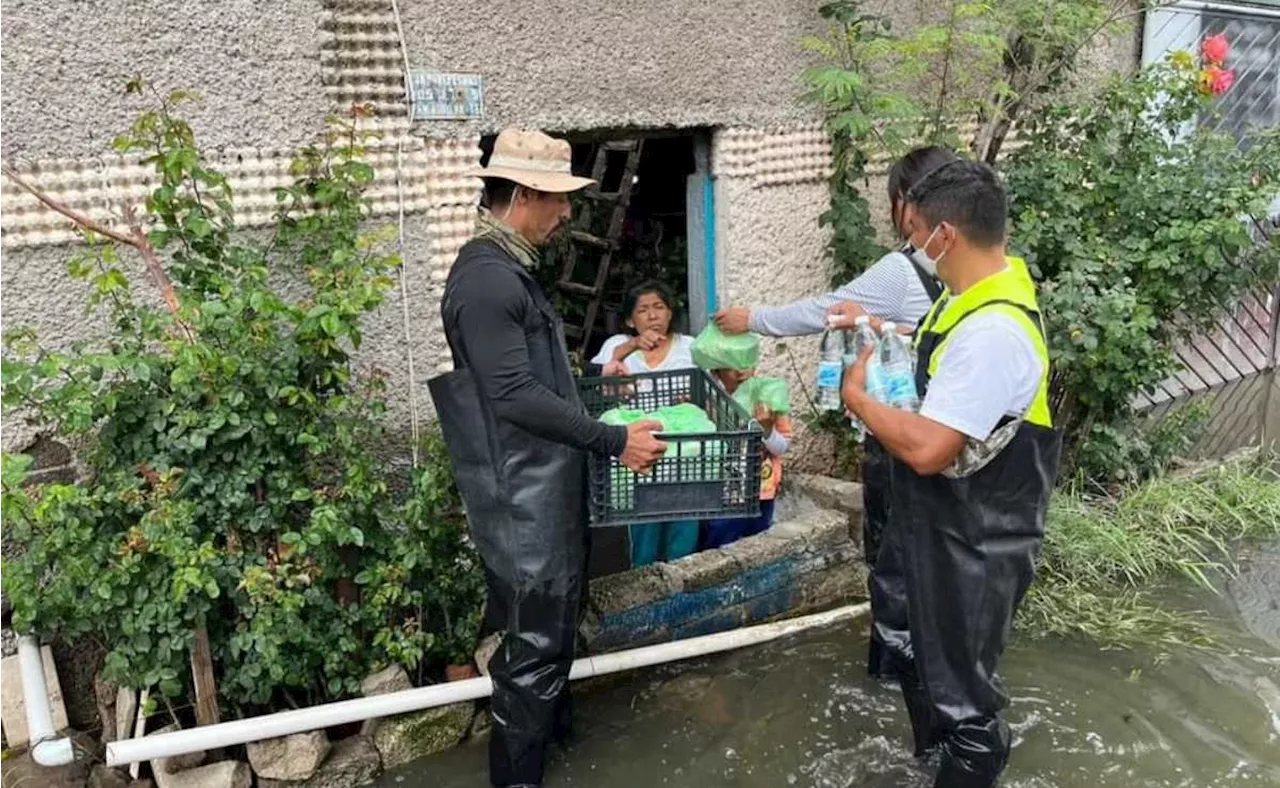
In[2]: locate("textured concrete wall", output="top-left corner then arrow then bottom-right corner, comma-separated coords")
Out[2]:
713,167 -> 834,469
398,0 -> 824,135
1075,1 -> 1145,91
0,0 -> 329,160
0,0 -> 840,456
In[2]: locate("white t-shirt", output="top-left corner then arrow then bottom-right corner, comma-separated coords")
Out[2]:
591,333 -> 696,374
918,310 -> 1043,441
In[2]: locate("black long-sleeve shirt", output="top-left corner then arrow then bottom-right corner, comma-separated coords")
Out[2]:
443,243 -> 627,457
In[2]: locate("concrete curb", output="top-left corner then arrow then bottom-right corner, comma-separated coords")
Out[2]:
581,480 -> 867,653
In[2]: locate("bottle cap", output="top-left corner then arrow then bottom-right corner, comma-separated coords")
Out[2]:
881,321 -> 897,334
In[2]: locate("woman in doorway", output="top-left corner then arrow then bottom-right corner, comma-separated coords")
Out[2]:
593,281 -> 699,567
595,280 -> 695,378
712,146 -> 959,683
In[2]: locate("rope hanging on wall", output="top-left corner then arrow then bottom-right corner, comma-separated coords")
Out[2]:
390,0 -> 421,467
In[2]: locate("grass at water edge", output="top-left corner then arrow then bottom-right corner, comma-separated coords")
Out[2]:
1019,453 -> 1280,649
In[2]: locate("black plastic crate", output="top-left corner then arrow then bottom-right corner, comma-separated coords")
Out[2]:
577,368 -> 763,527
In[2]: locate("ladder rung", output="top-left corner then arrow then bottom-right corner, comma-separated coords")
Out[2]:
585,188 -> 623,202
569,230 -> 614,250
603,140 -> 640,152
558,281 -> 598,297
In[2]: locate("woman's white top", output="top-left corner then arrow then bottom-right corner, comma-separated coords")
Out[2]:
591,333 -> 697,374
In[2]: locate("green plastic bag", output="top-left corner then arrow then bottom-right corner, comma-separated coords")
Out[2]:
599,407 -> 650,427
691,324 -> 760,371
653,403 -> 717,460
733,376 -> 792,415
655,403 -> 723,480
654,403 -> 716,434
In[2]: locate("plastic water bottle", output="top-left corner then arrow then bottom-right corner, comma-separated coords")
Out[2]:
817,327 -> 844,412
848,317 -> 879,440
865,323 -> 892,405
841,327 -> 858,368
879,324 -> 920,412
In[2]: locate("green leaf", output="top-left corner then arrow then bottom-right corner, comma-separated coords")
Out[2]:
320,313 -> 341,337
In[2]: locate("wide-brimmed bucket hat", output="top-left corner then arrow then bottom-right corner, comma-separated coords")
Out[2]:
466,128 -> 595,193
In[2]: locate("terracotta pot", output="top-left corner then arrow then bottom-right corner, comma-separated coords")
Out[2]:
445,663 -> 478,682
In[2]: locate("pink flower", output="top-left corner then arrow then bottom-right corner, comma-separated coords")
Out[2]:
1201,33 -> 1229,64
1201,65 -> 1236,96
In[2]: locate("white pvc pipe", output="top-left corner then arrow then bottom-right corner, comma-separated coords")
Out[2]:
108,603 -> 869,767
17,636 -> 75,766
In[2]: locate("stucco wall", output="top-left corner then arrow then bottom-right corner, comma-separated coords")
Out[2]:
713,169 -> 834,470
0,0 -> 329,160
397,0 -> 824,135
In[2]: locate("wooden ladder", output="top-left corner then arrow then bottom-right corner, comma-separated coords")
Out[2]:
558,138 -> 645,355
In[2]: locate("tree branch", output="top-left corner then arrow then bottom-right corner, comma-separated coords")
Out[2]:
2,165 -> 136,246
120,200 -> 185,326
3,163 -> 194,342
976,0 -> 1162,163
932,0 -> 961,142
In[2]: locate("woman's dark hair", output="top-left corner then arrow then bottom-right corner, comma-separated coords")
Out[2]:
622,280 -> 678,330
887,146 -> 961,235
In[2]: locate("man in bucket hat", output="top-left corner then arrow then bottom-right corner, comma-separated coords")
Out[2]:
429,129 -> 666,787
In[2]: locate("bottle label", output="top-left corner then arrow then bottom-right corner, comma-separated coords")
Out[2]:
886,371 -> 917,406
816,361 -> 842,388
865,365 -> 888,400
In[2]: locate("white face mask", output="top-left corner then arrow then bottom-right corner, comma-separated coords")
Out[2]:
910,225 -> 947,276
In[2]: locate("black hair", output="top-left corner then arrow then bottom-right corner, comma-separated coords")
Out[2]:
622,280 -> 678,330
887,146 -> 960,236
482,177 -> 518,210
904,160 -> 1007,248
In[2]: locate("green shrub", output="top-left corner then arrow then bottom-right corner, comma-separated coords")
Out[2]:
1071,401 -> 1210,488
1005,53 -> 1280,480
1,87 -> 482,712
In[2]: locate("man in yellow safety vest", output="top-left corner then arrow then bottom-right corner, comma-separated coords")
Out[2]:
842,160 -> 1061,788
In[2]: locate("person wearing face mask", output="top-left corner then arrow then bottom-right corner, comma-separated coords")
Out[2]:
842,160 -> 1061,788
430,129 -> 667,788
713,146 -> 955,337
712,146 -> 957,685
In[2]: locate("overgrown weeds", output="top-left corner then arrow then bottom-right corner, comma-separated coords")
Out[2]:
1020,454 -> 1280,648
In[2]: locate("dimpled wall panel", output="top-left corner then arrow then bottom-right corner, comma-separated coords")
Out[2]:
714,124 -> 834,187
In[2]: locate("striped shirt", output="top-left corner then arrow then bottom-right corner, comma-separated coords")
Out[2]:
748,251 -> 936,337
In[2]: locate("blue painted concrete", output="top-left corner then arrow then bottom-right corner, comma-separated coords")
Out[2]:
590,551 -> 835,651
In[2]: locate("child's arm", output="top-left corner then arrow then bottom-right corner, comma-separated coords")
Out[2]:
763,415 -> 793,457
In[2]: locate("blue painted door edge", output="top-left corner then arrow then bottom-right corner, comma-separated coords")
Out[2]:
703,165 -> 717,318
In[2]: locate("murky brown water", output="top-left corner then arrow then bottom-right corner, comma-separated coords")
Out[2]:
386,546 -> 1280,788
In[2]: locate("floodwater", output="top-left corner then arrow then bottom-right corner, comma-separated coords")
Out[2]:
387,546 -> 1280,788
